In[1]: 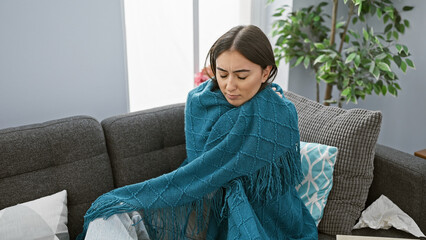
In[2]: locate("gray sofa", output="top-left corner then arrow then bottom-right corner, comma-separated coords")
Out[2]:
1,91 -> 425,240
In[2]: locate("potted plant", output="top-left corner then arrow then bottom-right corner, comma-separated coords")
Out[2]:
270,0 -> 415,107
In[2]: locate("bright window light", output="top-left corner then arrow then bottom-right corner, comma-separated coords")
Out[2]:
198,0 -> 251,69
124,0 -> 194,112
124,0 -> 252,112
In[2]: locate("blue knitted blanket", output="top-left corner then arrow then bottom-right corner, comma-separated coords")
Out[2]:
78,80 -> 317,239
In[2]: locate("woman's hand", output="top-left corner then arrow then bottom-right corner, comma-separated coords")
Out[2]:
272,87 -> 283,98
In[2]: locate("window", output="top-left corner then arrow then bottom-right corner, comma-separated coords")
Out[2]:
124,0 -> 290,112
198,0 -> 251,70
124,0 -> 194,112
124,0 -> 251,112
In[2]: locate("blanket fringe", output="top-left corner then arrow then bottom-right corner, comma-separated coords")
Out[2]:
141,196 -> 213,239
245,145 -> 303,203
77,146 -> 302,240
210,145 -> 303,225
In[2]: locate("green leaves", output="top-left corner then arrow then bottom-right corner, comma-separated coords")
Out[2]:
345,52 -> 357,64
395,44 -> 409,54
404,20 -> 410,28
356,1 -> 363,16
293,56 -> 304,67
377,62 -> 391,72
388,84 -> 396,95
341,87 -> 351,97
314,54 -> 329,65
403,6 -> 414,11
384,24 -> 392,33
405,58 -> 415,69
375,53 -> 387,60
314,42 -> 326,49
381,85 -> 387,95
400,60 -> 407,73
372,67 -> 380,80
369,61 -> 375,73
362,28 -> 369,41
336,21 -> 345,29
304,57 -> 310,69
376,7 -> 383,19
271,0 -> 415,106
393,55 -> 402,67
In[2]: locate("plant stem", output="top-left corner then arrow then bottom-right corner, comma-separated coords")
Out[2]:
324,0 -> 339,106
338,2 -> 354,53
330,0 -> 338,46
336,2 -> 354,108
316,82 -> 320,102
313,65 -> 320,103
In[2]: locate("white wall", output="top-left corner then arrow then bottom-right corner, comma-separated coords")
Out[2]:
283,0 -> 426,154
0,0 -> 129,129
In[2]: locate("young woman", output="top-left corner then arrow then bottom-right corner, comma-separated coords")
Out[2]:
79,25 -> 317,240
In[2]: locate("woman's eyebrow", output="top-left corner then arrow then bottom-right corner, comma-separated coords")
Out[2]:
234,69 -> 250,73
217,67 -> 228,72
217,67 -> 250,73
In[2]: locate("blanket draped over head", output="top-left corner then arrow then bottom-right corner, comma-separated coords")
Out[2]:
78,80 -> 317,240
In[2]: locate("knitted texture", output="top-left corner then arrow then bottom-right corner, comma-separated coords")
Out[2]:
284,90 -> 382,235
77,80 -> 317,239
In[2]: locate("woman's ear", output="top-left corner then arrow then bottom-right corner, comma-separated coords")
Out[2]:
261,66 -> 272,83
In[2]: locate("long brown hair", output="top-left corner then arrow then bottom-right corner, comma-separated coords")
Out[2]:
205,25 -> 278,91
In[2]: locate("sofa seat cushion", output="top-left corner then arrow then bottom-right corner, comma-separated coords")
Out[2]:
0,116 -> 114,239
284,91 -> 382,235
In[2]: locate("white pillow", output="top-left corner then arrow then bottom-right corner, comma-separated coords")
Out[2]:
0,190 -> 69,240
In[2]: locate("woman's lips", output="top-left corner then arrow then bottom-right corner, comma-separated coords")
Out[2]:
226,94 -> 240,100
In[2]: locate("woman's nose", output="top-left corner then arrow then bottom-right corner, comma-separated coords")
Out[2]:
226,76 -> 237,91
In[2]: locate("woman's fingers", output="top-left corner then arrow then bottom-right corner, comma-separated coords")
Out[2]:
272,87 -> 283,98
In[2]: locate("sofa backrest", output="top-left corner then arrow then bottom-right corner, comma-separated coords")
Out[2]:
0,116 -> 114,239
101,103 -> 187,188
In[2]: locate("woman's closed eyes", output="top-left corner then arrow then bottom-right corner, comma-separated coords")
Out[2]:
219,74 -> 247,80
217,67 -> 250,80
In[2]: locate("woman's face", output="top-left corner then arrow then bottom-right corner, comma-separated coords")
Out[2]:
216,50 -> 271,107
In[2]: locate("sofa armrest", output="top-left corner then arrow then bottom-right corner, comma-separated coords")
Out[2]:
365,144 -> 426,233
